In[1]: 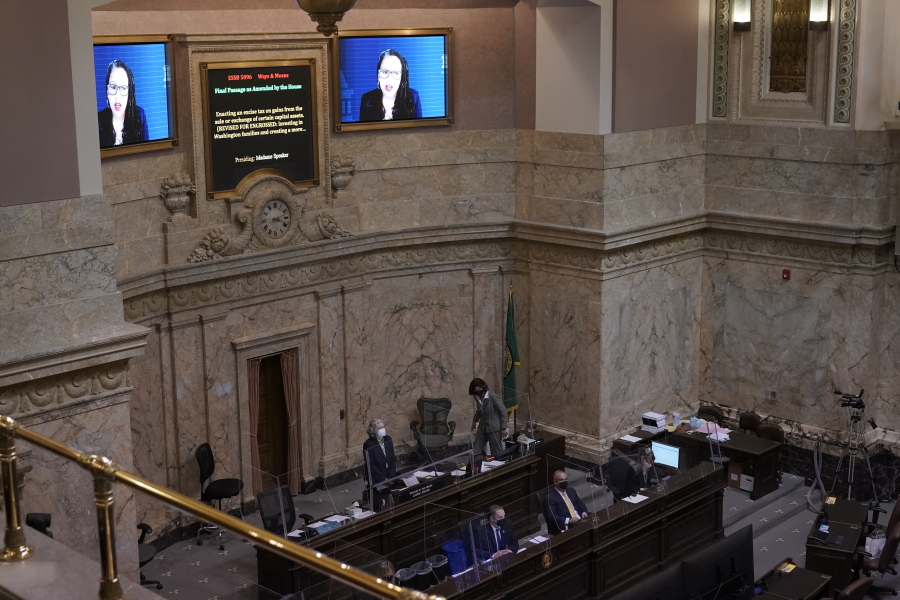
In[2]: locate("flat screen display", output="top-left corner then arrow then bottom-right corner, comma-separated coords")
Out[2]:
93,37 -> 176,156
651,441 -> 680,469
333,29 -> 453,131
202,60 -> 317,198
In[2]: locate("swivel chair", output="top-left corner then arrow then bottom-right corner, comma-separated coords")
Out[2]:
258,485 -> 313,537
137,523 -> 162,590
836,577 -> 873,600
859,523 -> 900,599
195,442 -> 244,549
25,513 -> 52,537
409,397 -> 456,460
698,405 -> 724,427
738,411 -> 761,434
867,498 -> 900,565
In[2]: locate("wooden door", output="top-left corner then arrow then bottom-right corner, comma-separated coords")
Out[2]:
256,354 -> 289,491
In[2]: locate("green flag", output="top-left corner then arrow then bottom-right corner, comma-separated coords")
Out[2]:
503,288 -> 520,410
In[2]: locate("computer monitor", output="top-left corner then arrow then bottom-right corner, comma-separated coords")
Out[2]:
651,441 -> 680,469
682,525 -> 754,600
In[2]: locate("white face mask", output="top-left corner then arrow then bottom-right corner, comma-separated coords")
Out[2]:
377,428 -> 386,438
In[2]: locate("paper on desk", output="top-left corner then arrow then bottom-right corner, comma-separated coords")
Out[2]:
356,510 -> 375,519
620,435 -> 642,442
326,514 -> 350,523
622,494 -> 648,504
309,521 -> 328,528
517,548 -> 526,553
709,432 -> 730,442
482,460 -> 505,467
401,475 -> 420,487
414,470 -> 444,478
697,422 -> 731,434
450,470 -> 467,476
528,535 -> 549,543
287,529 -> 306,537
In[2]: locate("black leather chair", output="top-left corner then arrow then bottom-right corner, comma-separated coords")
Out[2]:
195,442 -> 244,549
258,485 -> 313,537
698,405 -> 724,426
836,577 -> 873,600
137,523 -> 162,590
25,513 -> 52,537
867,498 -> 900,566
409,397 -> 456,460
859,523 -> 900,599
739,411 -> 761,434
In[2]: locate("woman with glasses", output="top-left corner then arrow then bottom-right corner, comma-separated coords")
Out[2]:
98,60 -> 149,147
359,49 -> 422,122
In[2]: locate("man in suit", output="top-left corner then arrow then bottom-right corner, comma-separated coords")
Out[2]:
363,418 -> 396,488
474,504 -> 519,560
546,470 -> 589,534
469,378 -> 508,462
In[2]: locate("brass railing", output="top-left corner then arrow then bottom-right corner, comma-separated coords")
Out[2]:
0,415 -> 445,600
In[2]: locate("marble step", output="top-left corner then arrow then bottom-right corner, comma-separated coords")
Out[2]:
724,473 -> 809,537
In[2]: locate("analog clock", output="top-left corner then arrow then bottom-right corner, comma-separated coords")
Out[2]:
258,199 -> 291,239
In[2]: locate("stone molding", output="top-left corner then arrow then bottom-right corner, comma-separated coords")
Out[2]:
119,215 -> 893,323
711,0 -> 731,118
0,360 -> 131,419
833,0 -> 857,123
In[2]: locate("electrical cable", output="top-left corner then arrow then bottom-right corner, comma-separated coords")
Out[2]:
806,437 -> 827,513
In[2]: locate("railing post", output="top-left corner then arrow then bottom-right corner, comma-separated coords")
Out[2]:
0,416 -> 33,562
80,454 -> 125,600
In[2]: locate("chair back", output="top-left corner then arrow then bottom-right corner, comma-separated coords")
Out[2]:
258,485 -> 296,536
756,423 -> 784,444
698,405 -> 724,426
887,497 -> 900,533
196,442 -> 216,485
739,411 -> 761,433
416,398 -> 452,435
877,524 -> 900,573
837,577 -> 873,600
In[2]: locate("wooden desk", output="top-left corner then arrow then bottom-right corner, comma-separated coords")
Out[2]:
668,430 -> 781,500
431,462 -> 725,600
804,499 -> 867,590
611,429 -> 660,454
756,558 -> 831,600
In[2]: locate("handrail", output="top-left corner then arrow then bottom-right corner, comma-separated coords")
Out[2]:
0,416 -> 445,600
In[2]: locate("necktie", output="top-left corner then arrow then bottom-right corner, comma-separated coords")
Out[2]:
562,491 -> 578,519
495,527 -> 503,551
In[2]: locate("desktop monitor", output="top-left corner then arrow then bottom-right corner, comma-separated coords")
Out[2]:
651,441 -> 681,469
682,525 -> 754,600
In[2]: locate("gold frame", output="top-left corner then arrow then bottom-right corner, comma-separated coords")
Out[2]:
200,58 -> 319,200
330,28 -> 454,132
95,34 -> 179,159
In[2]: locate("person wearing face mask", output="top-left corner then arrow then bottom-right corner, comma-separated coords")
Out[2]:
363,418 -> 396,488
468,378 -> 508,463
546,470 -> 589,533
474,504 -> 519,560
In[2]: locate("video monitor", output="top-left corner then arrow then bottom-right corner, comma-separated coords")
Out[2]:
332,29 -> 453,132
93,35 -> 177,157
651,441 -> 681,469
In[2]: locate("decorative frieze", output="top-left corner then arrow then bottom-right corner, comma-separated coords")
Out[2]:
0,361 -> 130,417
711,0 -> 732,118
833,0 -> 857,123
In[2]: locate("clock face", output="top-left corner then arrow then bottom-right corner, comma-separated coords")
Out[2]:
259,199 -> 291,239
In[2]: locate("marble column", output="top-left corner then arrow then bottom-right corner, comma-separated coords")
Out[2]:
316,287 -> 347,477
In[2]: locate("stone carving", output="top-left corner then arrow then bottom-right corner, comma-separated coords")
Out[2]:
834,0 -> 857,123
712,0 -> 731,118
304,213 -> 352,242
187,203 -> 253,263
0,362 -> 129,417
768,0 -> 809,93
330,155 -> 355,198
160,174 -> 197,217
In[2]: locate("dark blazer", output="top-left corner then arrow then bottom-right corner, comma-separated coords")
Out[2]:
474,517 -> 519,558
473,390 -> 508,434
546,487 -> 589,533
358,88 -> 423,122
363,436 -> 396,486
98,106 -> 149,148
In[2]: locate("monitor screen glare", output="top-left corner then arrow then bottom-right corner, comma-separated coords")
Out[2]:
651,442 -> 680,469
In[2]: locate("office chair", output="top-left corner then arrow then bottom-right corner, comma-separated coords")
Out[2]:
137,523 -> 162,590
756,423 -> 785,484
698,405 -> 724,427
867,498 -> 900,565
258,485 -> 313,537
409,397 -> 456,460
25,513 -> 52,537
836,577 -> 873,600
738,411 -> 761,434
195,442 -> 244,550
859,523 -> 900,599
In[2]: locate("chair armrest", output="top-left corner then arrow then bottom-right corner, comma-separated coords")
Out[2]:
297,513 -> 314,525
410,420 -> 419,431
137,522 -> 152,543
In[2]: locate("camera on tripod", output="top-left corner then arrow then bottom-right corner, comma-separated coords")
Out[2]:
834,388 -> 865,410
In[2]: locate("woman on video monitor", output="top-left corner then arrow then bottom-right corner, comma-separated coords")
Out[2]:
98,59 -> 149,147
359,49 -> 423,122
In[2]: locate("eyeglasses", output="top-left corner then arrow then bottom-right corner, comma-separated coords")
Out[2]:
377,69 -> 402,80
107,84 -> 130,95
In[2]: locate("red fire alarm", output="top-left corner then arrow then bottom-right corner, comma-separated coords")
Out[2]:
782,269 -> 791,280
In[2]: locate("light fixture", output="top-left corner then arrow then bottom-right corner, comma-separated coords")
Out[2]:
295,0 -> 357,37
733,0 -> 751,31
809,0 -> 829,31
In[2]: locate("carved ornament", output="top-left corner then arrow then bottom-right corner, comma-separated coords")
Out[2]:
711,0 -> 731,118
0,362 -> 130,417
160,174 -> 197,217
833,0 -> 856,123
330,155 -> 356,198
